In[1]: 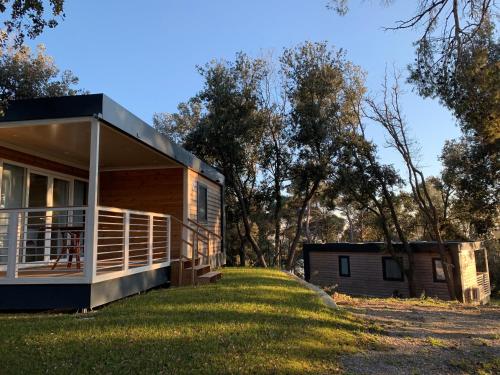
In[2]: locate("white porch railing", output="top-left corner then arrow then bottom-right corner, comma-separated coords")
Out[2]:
0,205 -> 170,284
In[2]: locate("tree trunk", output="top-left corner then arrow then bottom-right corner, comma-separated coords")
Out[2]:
285,181 -> 320,270
381,184 -> 417,297
236,224 -> 246,267
232,175 -> 267,267
305,200 -> 312,243
434,224 -> 457,300
274,167 -> 282,268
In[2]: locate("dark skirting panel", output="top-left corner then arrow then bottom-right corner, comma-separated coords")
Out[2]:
0,266 -> 171,311
0,284 -> 91,310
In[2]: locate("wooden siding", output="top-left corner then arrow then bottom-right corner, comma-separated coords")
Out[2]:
0,145 -> 88,179
309,251 -> 410,298
412,252 -> 450,300
99,168 -> 184,258
187,170 -> 222,255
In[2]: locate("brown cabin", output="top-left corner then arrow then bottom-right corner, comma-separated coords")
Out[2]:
304,241 -> 491,304
0,94 -> 225,310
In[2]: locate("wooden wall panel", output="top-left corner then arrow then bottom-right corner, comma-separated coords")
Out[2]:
309,251 -> 410,297
99,168 -> 184,258
187,170 -> 222,256
308,250 -> 461,300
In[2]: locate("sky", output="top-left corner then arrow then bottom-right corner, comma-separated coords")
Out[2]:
20,0 -> 461,176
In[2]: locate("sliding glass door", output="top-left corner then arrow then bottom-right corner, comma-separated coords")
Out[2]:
0,164 -> 25,265
26,173 -> 48,262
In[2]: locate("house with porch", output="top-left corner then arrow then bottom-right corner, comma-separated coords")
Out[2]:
0,94 -> 225,310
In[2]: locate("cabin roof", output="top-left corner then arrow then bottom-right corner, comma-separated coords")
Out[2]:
0,94 -> 224,184
303,241 -> 482,254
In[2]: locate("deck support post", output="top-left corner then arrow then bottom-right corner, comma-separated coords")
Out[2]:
123,211 -> 130,270
166,216 -> 171,264
85,118 -> 100,283
148,214 -> 153,265
6,212 -> 19,280
192,232 -> 197,286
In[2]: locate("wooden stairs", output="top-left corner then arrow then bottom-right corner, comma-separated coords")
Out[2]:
171,257 -> 222,286
169,216 -> 223,287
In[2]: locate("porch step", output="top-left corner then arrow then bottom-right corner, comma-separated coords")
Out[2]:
184,264 -> 211,276
183,258 -> 200,269
197,271 -> 222,284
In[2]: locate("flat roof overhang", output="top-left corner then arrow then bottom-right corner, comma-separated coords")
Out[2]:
0,120 -> 182,171
0,94 -> 224,184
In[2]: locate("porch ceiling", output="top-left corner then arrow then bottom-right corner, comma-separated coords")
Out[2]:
0,121 -> 180,170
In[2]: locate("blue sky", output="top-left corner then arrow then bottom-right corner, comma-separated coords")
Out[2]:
22,0 -> 460,176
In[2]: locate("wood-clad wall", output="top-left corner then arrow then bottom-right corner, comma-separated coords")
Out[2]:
0,145 -> 88,179
309,251 -> 410,297
99,168 -> 185,258
187,170 -> 223,256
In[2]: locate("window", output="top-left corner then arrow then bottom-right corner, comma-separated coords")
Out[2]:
197,183 -> 208,222
432,258 -> 446,282
382,257 -> 404,281
475,249 -> 487,273
338,256 -> 350,277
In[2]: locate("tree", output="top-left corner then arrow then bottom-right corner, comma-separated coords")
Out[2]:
258,62 -> 291,268
366,73 -> 457,299
183,53 -> 269,266
280,41 -> 366,269
333,128 -> 423,296
327,0 -> 499,144
0,0 -> 65,46
153,98 -> 202,144
440,134 -> 499,237
0,44 -> 81,115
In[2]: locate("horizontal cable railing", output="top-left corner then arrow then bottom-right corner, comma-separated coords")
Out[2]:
0,205 -> 171,283
0,207 -> 87,280
95,206 -> 171,280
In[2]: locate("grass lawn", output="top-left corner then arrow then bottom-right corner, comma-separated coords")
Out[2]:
0,268 -> 375,375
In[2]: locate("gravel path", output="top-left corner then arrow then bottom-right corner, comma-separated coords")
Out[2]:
337,296 -> 500,375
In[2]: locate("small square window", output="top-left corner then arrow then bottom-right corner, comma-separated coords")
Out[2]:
339,256 -> 350,277
432,258 -> 446,282
197,183 -> 208,223
382,257 -> 404,281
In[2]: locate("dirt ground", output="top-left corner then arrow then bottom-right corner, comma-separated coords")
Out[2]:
337,295 -> 500,375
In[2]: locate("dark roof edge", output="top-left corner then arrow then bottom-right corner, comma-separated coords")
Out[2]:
99,95 -> 224,184
303,241 -> 482,253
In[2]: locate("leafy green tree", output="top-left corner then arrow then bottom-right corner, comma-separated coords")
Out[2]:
0,44 -> 81,115
280,41 -> 366,269
440,134 -> 499,237
0,0 -> 65,46
153,99 -> 202,144
183,53 -> 269,266
327,0 -> 499,144
258,65 -> 291,267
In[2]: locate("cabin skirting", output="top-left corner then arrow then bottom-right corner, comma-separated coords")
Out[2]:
0,266 -> 171,311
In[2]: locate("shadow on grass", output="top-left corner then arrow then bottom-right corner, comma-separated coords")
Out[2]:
0,268 -> 371,375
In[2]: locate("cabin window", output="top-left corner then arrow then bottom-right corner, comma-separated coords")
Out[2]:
382,257 -> 404,281
339,256 -> 350,277
475,249 -> 487,273
197,183 -> 208,223
432,258 -> 446,282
